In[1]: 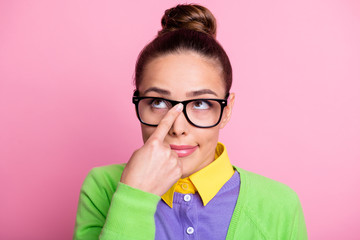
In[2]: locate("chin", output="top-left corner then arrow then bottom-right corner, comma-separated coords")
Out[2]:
180,160 -> 200,178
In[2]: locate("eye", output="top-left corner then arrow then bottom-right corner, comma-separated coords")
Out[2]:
192,100 -> 212,110
150,99 -> 169,109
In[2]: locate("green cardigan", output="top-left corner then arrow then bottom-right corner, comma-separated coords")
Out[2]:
74,164 -> 307,240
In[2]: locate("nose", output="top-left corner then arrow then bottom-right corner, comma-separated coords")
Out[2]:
169,111 -> 189,136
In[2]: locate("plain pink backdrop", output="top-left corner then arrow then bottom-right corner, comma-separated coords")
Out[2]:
1,0 -> 359,239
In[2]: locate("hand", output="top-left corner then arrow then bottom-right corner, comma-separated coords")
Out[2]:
120,103 -> 184,196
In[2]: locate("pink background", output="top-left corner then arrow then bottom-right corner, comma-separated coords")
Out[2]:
1,0 -> 359,239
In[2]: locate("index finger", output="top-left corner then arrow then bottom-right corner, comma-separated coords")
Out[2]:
148,103 -> 183,142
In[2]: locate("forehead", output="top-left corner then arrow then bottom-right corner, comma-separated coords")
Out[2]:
139,52 -> 225,97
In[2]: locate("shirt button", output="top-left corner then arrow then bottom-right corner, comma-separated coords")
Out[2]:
186,227 -> 194,235
184,194 -> 191,202
181,183 -> 189,190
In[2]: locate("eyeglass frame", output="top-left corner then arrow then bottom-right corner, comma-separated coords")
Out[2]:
132,92 -> 229,128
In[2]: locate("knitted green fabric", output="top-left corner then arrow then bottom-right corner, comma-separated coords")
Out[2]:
227,166 -> 307,239
74,164 -> 307,240
74,164 -> 160,240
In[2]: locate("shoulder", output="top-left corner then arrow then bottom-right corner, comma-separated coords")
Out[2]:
81,164 -> 127,196
87,163 -> 126,180
235,166 -> 300,207
232,166 -> 306,238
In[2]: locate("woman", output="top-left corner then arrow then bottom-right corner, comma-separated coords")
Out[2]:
74,4 -> 307,240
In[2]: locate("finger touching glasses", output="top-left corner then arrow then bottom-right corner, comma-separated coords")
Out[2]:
147,103 -> 183,143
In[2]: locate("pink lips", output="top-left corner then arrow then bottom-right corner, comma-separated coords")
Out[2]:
170,145 -> 198,158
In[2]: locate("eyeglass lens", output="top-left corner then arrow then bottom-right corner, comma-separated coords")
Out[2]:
138,98 -> 222,127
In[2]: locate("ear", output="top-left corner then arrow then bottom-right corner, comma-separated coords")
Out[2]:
219,92 -> 235,129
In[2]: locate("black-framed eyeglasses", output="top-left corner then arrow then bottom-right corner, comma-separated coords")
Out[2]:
132,94 -> 228,128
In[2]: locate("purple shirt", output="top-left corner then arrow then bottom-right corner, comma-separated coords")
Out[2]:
155,171 -> 240,239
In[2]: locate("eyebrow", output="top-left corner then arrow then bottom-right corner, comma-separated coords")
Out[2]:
186,89 -> 218,97
143,87 -> 170,95
143,87 -> 218,97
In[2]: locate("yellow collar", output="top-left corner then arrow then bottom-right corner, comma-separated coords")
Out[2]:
161,142 -> 234,208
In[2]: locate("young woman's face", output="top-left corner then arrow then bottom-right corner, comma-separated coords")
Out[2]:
138,51 -> 235,178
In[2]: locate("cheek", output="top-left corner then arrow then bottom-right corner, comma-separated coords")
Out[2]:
196,127 -> 220,145
141,125 -> 155,143
219,108 -> 230,129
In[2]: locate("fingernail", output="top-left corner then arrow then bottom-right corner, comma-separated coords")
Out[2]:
176,103 -> 183,112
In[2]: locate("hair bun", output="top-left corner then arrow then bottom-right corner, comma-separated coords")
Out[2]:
158,4 -> 217,38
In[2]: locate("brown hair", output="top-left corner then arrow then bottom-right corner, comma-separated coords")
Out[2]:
134,4 -> 232,97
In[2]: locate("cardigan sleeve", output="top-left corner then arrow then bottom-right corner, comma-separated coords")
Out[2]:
73,165 -> 161,240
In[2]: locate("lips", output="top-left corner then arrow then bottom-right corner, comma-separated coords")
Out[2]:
170,144 -> 198,158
